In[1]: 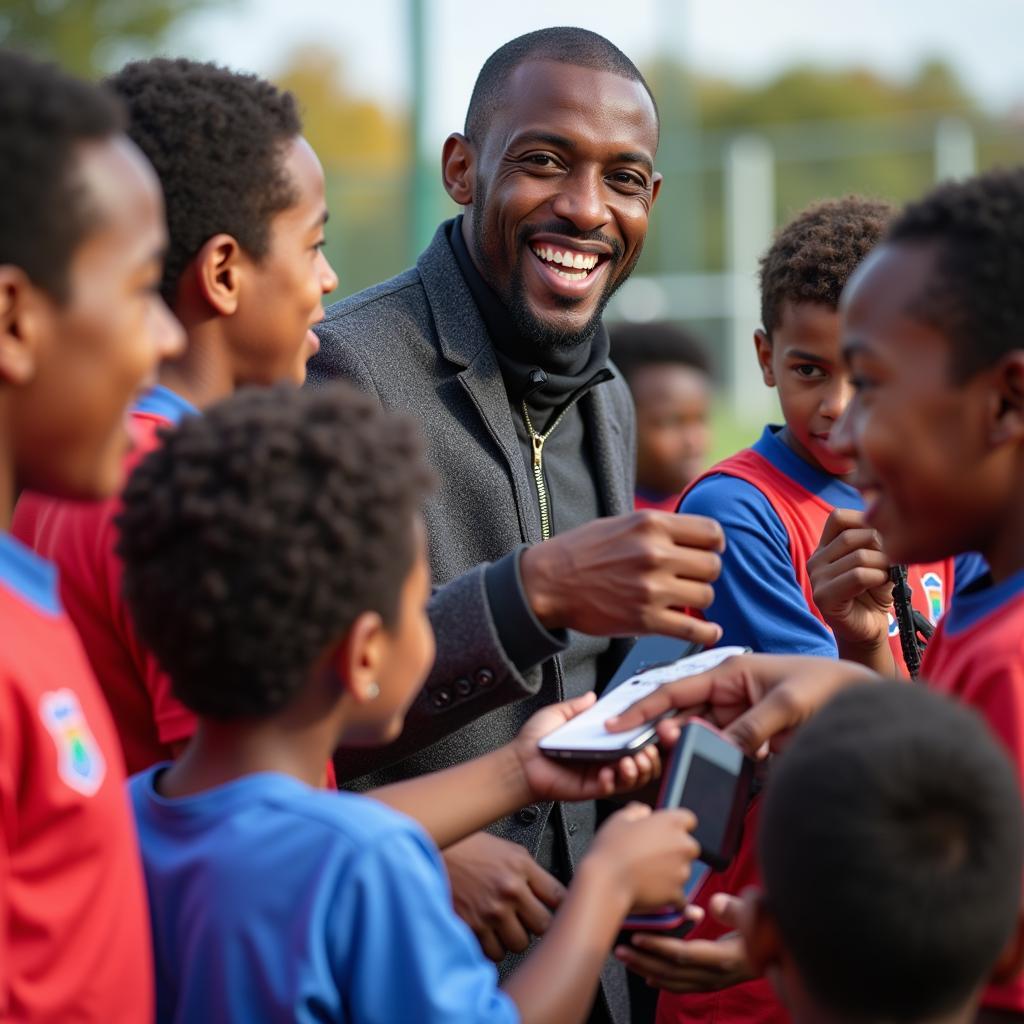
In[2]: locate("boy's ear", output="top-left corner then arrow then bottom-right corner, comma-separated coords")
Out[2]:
442,133 -> 476,207
739,888 -> 783,978
0,266 -> 46,386
754,329 -> 776,387
990,909 -> 1024,986
989,351 -> 1024,447
332,610 -> 387,704
192,234 -> 244,317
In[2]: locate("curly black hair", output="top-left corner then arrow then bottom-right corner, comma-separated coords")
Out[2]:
464,27 -> 658,144
887,168 -> 1024,379
106,58 -> 301,306
760,196 -> 895,336
116,384 -> 434,720
0,50 -> 123,301
610,321 -> 712,381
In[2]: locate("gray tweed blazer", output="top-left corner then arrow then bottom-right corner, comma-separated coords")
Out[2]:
309,221 -> 636,1018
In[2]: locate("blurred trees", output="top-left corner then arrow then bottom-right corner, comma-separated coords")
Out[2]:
0,0 -> 232,77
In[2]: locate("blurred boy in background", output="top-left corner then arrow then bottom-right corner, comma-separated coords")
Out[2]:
611,321 -> 714,512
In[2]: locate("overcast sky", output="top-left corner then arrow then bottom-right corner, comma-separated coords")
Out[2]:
172,0 -> 1024,150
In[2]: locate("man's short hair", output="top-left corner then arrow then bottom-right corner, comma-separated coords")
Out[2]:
117,384 -> 434,720
759,196 -> 894,337
0,50 -> 124,301
464,27 -> 658,144
106,58 -> 302,305
760,683 -> 1023,1022
887,168 -> 1024,380
610,321 -> 712,383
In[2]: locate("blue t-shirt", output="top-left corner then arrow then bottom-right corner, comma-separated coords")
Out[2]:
681,426 -> 986,657
129,767 -> 520,1024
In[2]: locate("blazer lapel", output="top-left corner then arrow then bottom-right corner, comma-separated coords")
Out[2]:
417,223 -> 541,544
583,384 -> 632,518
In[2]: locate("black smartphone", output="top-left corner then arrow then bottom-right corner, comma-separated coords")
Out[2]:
620,718 -> 754,937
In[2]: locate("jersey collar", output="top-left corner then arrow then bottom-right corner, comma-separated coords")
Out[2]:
754,425 -> 864,510
132,384 -> 199,426
942,567 -> 1024,635
0,531 -> 61,616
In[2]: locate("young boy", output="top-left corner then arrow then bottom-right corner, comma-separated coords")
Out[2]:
616,168 -> 1024,1023
116,383 -> 699,1024
13,58 -> 338,774
746,682 -> 1024,1024
0,52 -> 184,1020
610,321 -> 714,512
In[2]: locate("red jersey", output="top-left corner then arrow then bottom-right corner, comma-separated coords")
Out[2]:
0,532 -> 153,1022
13,386 -> 198,774
661,431 -> 958,1024
921,569 -> 1024,1014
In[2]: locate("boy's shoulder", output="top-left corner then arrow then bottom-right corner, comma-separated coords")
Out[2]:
130,768 -> 430,855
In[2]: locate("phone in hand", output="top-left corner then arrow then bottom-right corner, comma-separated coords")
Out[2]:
620,718 -> 754,937
538,644 -> 749,761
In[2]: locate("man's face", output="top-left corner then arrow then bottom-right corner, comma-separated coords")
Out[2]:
230,136 -> 338,386
831,243 -> 1002,565
632,363 -> 712,495
12,136 -> 184,500
462,60 -> 660,351
756,301 -> 855,477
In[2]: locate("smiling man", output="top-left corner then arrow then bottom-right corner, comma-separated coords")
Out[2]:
310,27 -> 724,1024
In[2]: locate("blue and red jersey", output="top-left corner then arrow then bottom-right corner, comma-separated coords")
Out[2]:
13,385 -> 199,774
922,568 -> 1024,1015
660,426 -> 975,1024
0,531 -> 153,1022
635,487 -> 684,513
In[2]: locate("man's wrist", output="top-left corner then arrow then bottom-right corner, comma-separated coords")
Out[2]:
574,851 -> 634,920
520,542 -> 564,629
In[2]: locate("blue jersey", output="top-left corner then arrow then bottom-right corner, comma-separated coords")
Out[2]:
681,426 -> 984,657
129,767 -> 520,1024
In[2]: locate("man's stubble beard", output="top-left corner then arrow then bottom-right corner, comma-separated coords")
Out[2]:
469,193 -> 643,354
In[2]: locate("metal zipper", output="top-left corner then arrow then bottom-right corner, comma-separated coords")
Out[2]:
521,399 -> 576,541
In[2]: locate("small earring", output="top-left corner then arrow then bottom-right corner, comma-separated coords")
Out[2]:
366,682 -> 380,700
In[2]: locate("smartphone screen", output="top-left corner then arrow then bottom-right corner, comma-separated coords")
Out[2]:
679,755 -> 739,857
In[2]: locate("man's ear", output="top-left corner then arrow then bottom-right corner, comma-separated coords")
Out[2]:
650,171 -> 663,209
989,350 -> 1024,447
991,909 -> 1024,986
754,329 -> 775,387
332,610 -> 387,704
191,234 -> 244,317
442,133 -> 475,207
0,265 -> 46,386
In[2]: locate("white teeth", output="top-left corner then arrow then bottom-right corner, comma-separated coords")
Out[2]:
531,245 -> 601,274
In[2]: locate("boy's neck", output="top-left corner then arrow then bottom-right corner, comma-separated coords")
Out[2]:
980,464 -> 1024,584
0,401 -> 15,531
790,991 -> 978,1024
776,425 -> 850,482
156,318 -> 238,412
159,713 -> 338,799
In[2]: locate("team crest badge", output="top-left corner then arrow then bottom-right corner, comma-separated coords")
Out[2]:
921,572 -> 944,625
39,689 -> 106,797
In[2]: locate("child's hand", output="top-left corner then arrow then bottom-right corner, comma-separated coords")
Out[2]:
512,693 -> 662,803
614,893 -> 757,992
606,653 -> 877,757
584,802 -> 700,912
809,508 -> 896,666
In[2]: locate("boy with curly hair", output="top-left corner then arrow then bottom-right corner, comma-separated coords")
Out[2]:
117,383 -> 699,1024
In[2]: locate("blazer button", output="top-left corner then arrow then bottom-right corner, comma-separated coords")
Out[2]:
454,677 -> 473,698
475,668 -> 495,688
431,687 -> 453,709
516,805 -> 540,825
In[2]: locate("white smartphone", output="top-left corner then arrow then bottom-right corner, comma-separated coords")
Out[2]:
538,645 -> 749,761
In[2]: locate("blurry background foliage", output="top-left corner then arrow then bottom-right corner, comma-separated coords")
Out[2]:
4,0 -> 1023,456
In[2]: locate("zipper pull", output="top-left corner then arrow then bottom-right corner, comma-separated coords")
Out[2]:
531,433 -> 544,469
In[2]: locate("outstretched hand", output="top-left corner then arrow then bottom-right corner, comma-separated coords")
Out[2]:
513,693 -> 661,803
605,653 -> 877,757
